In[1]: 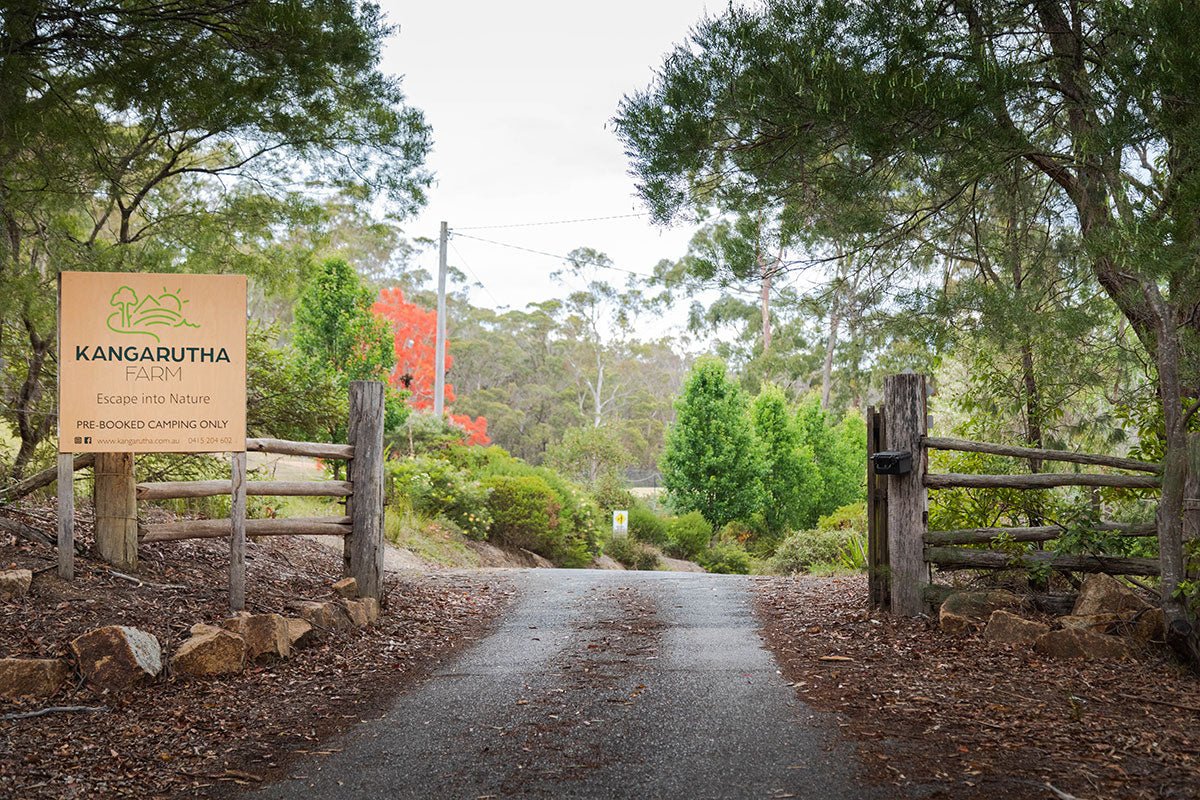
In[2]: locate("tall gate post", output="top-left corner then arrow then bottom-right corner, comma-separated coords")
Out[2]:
866,406 -> 889,610
883,373 -> 928,616
347,381 -> 385,600
94,452 -> 137,570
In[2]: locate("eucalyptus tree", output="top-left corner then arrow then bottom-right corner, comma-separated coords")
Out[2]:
616,0 -> 1200,620
0,1 -> 431,476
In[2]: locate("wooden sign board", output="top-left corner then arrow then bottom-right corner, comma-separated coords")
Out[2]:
58,272 -> 246,453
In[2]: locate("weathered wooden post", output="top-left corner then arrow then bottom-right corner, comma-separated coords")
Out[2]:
56,453 -> 74,579
230,451 -> 247,611
884,373 -> 928,616
94,453 -> 137,570
347,381 -> 385,600
866,406 -> 889,610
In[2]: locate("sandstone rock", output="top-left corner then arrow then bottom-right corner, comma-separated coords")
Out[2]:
360,596 -> 380,624
285,617 -> 315,649
332,577 -> 358,599
1034,628 -> 1132,661
220,613 -> 289,660
939,590 -> 1023,634
342,599 -> 371,628
0,657 -> 71,699
1059,608 -> 1165,644
297,600 -> 354,633
984,610 -> 1050,645
171,630 -> 245,677
1072,573 -> 1151,617
189,622 -> 223,637
0,568 -> 33,598
70,625 -> 161,690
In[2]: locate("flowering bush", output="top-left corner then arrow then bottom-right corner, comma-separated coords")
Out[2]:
388,456 -> 492,540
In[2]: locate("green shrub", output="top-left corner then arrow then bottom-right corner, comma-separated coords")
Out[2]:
483,474 -> 563,557
388,456 -> 492,540
479,454 -> 601,563
817,501 -> 867,535
667,511 -> 713,560
701,542 -> 752,574
605,536 -> 662,571
769,529 -> 851,575
629,504 -> 669,546
592,472 -> 635,515
717,520 -> 754,546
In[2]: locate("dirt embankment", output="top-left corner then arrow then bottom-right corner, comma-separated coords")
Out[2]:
755,576 -> 1200,800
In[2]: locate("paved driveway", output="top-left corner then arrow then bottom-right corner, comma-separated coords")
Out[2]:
253,568 -> 877,799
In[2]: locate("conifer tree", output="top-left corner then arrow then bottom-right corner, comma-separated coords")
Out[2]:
661,359 -> 763,528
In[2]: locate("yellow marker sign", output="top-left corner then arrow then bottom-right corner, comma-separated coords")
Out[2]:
58,272 -> 247,453
612,510 -> 629,537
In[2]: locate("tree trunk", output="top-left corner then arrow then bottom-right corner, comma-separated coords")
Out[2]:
821,294 -> 841,410
760,269 -> 772,354
1151,304 -> 1188,630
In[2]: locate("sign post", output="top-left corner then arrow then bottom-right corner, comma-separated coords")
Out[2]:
612,509 -> 629,538
57,272 -> 246,582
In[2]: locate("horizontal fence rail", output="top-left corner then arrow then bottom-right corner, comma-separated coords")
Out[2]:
137,479 -> 352,500
924,522 -> 1158,545
924,472 -> 1161,490
141,516 -> 352,543
245,438 -> 354,460
924,546 -> 1161,577
923,435 -> 1161,473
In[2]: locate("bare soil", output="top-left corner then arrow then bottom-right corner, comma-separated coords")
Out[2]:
754,575 -> 1200,800
0,502 -> 512,799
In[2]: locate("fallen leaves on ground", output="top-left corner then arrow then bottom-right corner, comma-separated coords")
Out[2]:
1,502 -> 512,799
754,575 -> 1200,800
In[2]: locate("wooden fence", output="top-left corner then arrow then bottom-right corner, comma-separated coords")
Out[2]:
53,381 -> 386,610
867,373 -> 1199,618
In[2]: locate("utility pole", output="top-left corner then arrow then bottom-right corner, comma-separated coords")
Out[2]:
434,221 -> 448,418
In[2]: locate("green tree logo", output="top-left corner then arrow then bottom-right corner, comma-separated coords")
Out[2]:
106,285 -> 200,342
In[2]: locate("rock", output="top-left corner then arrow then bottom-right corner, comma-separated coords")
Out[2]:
297,600 -> 354,633
189,622 -> 223,637
1059,608 -> 1165,644
360,596 -> 380,624
220,613 -> 290,660
517,548 -> 555,569
0,658 -> 71,699
939,590 -> 1024,634
171,630 -> 245,677
1034,628 -> 1133,661
332,577 -> 359,599
984,610 -> 1050,645
70,625 -> 161,690
342,599 -> 371,628
0,568 -> 33,598
1072,573 -> 1152,617
285,618 -> 315,649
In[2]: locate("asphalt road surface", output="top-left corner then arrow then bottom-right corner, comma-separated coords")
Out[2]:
254,569 -> 878,799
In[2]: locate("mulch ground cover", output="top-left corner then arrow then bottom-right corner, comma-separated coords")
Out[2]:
755,575 -> 1200,800
1,502 -> 512,799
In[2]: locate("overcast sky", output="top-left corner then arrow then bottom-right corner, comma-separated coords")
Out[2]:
378,1 -> 716,323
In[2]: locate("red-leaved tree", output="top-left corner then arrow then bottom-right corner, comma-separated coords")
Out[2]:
373,287 -> 490,445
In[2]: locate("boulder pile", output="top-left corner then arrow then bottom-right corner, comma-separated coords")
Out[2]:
941,574 -> 1165,661
1,576 -> 384,697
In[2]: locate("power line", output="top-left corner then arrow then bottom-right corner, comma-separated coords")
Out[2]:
453,212 -> 649,231
449,231 -> 656,281
448,239 -> 504,308
450,231 -> 765,301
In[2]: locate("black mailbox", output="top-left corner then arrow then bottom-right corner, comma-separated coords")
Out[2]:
871,450 -> 912,475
